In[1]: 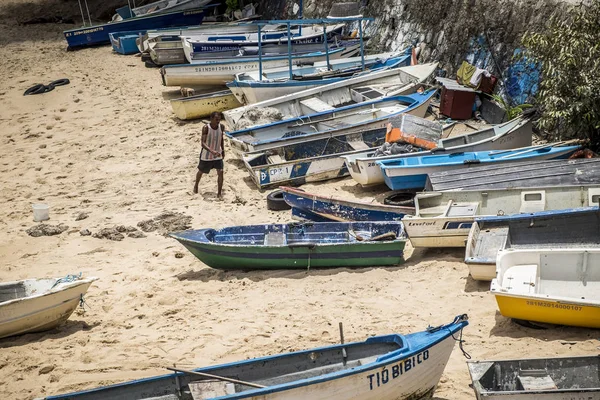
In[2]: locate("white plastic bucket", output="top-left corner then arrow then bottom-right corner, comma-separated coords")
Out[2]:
32,203 -> 49,222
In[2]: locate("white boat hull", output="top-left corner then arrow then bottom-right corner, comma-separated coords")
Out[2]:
161,51 -> 345,87
242,334 -> 457,400
345,117 -> 533,186
0,277 -> 96,339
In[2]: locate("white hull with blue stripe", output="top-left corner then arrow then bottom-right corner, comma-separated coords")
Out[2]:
227,90 -> 436,155
160,48 -> 348,87
227,51 -> 411,104
224,63 -> 438,127
181,24 -> 344,61
42,316 -> 468,400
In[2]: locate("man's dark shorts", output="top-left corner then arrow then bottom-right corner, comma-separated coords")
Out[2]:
198,158 -> 224,173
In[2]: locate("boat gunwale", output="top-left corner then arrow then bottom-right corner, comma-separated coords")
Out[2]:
0,277 -> 97,308
44,318 -> 467,400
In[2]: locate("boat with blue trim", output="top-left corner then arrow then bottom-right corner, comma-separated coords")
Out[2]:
170,221 -> 407,270
181,24 -> 345,59
227,51 -> 411,104
378,144 -> 580,191
344,116 -> 534,187
227,90 -> 436,155
63,8 -> 207,49
160,47 -> 350,87
224,62 -> 438,127
42,315 -> 468,399
281,186 -> 414,222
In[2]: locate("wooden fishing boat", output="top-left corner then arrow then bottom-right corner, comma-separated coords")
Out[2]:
170,222 -> 407,269
0,275 -> 97,339
181,24 -> 344,59
426,157 -> 600,192
171,90 -> 242,120
281,186 -> 413,222
63,8 -> 206,49
465,207 -> 600,281
160,47 -> 349,87
227,51 -> 411,104
403,183 -> 600,248
468,355 -> 600,399
224,63 -> 438,127
378,145 -> 579,191
227,90 -> 436,155
491,248 -> 600,328
44,315 -> 468,400
344,116 -> 533,187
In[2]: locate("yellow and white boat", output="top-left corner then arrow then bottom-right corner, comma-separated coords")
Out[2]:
170,90 -> 242,121
491,248 -> 600,328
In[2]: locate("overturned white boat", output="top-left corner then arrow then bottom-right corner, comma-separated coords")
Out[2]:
224,62 -> 438,127
0,275 -> 97,339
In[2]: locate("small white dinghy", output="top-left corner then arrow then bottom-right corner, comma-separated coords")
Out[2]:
0,275 -> 97,339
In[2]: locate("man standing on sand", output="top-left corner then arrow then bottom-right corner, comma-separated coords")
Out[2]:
193,111 -> 225,199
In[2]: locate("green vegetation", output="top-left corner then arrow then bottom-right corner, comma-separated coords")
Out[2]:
521,1 -> 600,145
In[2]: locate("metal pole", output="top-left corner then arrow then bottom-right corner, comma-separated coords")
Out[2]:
359,19 -> 365,71
287,22 -> 293,80
323,23 -> 330,69
84,0 -> 92,26
258,24 -> 263,82
77,0 -> 86,26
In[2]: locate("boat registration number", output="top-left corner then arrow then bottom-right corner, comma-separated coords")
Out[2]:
526,300 -> 583,312
260,167 -> 290,184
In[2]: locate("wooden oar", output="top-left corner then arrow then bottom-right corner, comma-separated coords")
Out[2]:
166,367 -> 266,389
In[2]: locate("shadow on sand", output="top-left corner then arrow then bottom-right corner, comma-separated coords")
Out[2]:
0,319 -> 101,348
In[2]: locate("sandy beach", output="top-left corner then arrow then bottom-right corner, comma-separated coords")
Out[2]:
0,4 -> 599,399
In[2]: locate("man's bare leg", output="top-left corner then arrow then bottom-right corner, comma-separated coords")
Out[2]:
217,169 -> 224,199
193,170 -> 203,194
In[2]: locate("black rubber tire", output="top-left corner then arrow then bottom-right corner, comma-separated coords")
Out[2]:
383,191 -> 416,207
267,190 -> 291,211
50,78 -> 70,87
23,83 -> 45,96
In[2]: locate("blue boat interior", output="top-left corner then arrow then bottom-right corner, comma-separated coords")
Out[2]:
174,222 -> 404,246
